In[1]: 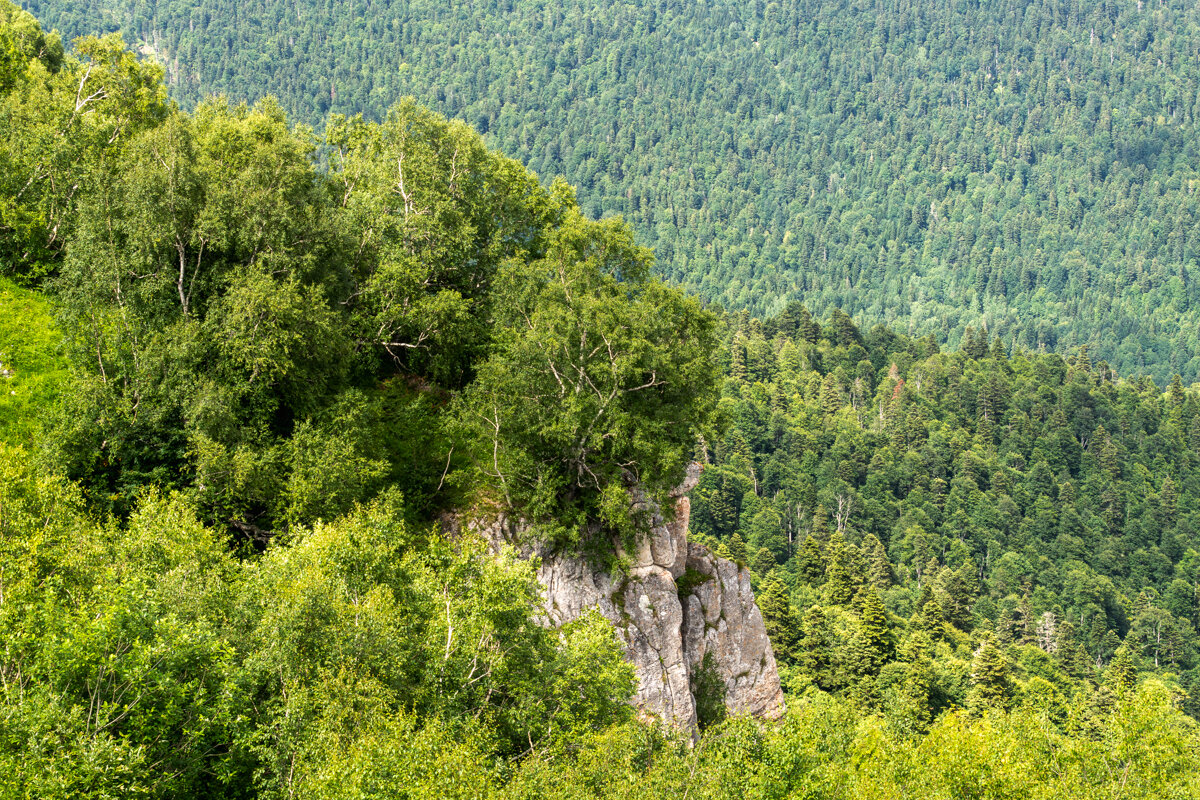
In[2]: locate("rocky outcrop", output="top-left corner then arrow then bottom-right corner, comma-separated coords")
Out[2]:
454,465 -> 784,734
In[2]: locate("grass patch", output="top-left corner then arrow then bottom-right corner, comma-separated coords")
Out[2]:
0,278 -> 67,447
676,566 -> 713,598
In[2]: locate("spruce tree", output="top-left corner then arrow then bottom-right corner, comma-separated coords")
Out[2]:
848,586 -> 893,677
799,605 -> 835,690
1108,645 -> 1137,695
824,530 -> 856,606
797,535 -> 826,585
757,576 -> 798,663
970,634 -> 1011,711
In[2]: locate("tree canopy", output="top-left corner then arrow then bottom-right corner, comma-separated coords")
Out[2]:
26,0 -> 1200,380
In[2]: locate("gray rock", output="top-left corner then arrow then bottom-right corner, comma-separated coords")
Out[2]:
453,464 -> 784,734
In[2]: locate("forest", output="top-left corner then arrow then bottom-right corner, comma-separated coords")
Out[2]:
20,0 -> 1200,381
5,2 -> 1200,798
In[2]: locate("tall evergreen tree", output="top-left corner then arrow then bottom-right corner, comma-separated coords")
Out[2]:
824,530 -> 856,606
970,635 -> 1011,712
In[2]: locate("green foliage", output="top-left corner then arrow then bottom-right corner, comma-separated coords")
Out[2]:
676,565 -> 713,598
456,205 -> 720,547
692,652 -> 728,733
503,686 -> 1200,798
9,7 -> 1200,796
1,18 -> 719,541
699,303 -> 1200,726
0,447 -> 246,798
292,701 -> 496,800
0,3 -> 166,279
970,635 -> 1013,712
241,497 -> 633,780
28,0 -> 1200,379
0,444 -> 636,798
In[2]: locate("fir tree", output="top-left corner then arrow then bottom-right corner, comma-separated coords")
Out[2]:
970,635 -> 1011,711
796,535 -> 826,585
727,532 -> 748,565
750,546 -> 777,577
824,530 -> 856,606
799,605 -> 836,690
848,586 -> 893,677
1108,645 -> 1137,695
757,576 -> 798,663
898,631 -> 936,731
863,532 -> 892,592
913,585 -> 948,641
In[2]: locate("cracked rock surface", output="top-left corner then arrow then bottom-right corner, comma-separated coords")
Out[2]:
452,464 -> 784,733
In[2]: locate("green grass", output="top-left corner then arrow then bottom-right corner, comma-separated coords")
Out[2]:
0,277 -> 67,447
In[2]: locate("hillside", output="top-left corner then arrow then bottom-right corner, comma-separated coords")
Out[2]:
6,5 -> 1200,798
21,0 -> 1200,381
0,277 -> 67,444
698,306 -> 1200,721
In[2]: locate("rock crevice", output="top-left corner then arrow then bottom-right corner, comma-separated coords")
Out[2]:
454,464 -> 784,733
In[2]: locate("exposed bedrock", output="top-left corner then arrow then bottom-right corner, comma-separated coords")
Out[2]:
452,464 -> 784,733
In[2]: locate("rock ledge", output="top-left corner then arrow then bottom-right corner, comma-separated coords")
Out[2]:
451,465 -> 784,733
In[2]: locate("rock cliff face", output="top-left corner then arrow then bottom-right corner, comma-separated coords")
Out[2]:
456,465 -> 784,734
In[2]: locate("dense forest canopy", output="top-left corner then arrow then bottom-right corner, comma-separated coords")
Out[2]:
20,0 -> 1200,381
695,306 -> 1200,725
6,3 -> 1200,798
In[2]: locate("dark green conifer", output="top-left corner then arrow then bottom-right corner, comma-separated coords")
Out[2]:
757,576 -> 798,663
797,305 -> 820,344
797,535 -> 826,585
970,634 -> 1011,711
824,530 -> 856,606
848,586 -> 893,677
799,605 -> 835,690
1107,645 -> 1137,695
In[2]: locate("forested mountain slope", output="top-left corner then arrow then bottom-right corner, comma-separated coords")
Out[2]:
696,305 -> 1200,721
7,6 -> 1200,796
21,0 -> 1200,381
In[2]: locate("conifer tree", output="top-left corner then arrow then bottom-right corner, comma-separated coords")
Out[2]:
727,532 -> 748,565
1054,620 -> 1078,669
824,530 -> 856,606
1100,630 -> 1122,664
898,631 -> 936,730
799,605 -> 835,690
1170,374 -> 1186,408
913,585 -> 948,641
970,634 -> 1011,711
848,586 -> 893,677
797,535 -> 826,585
757,576 -> 798,663
797,306 -> 820,344
729,335 -> 748,381
863,533 -> 892,592
821,373 -> 843,417
1108,645 -> 1137,695
1160,476 -> 1179,527
1072,642 -> 1096,682
751,546 -> 776,577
